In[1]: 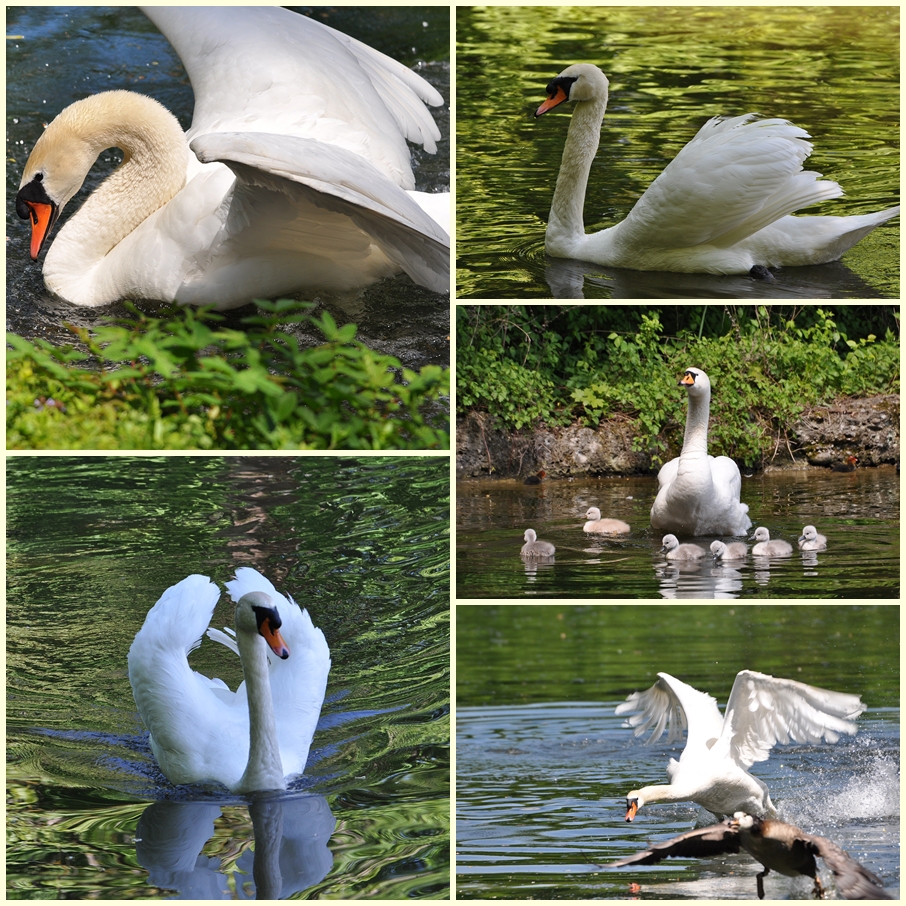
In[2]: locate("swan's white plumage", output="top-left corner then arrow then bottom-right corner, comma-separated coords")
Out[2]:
583,507 -> 630,534
750,526 -> 794,557
535,64 -> 899,274
650,368 -> 751,536
616,670 -> 864,819
127,568 -> 330,791
17,7 -> 449,308
661,534 -> 707,560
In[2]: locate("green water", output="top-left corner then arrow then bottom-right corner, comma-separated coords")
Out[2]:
456,6 -> 900,299
7,456 -> 450,899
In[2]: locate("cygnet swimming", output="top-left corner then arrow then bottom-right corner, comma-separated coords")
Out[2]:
750,527 -> 794,557
584,507 -> 630,534
798,525 -> 828,551
521,528 -> 555,557
661,534 -> 707,560
711,540 -> 748,561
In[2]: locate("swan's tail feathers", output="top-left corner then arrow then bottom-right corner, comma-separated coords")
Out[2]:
755,206 -> 900,267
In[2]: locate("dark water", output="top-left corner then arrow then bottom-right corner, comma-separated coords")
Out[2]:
6,7 -> 450,370
7,456 -> 450,898
456,605 -> 900,900
456,6 -> 900,299
456,468 -> 900,599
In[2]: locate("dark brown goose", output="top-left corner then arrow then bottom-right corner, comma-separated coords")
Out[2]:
604,812 -> 892,899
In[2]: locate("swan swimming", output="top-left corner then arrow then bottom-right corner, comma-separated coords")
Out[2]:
15,7 -> 450,308
583,507 -> 630,534
128,568 -> 330,792
616,670 -> 864,821
535,64 -> 898,276
650,368 -> 751,536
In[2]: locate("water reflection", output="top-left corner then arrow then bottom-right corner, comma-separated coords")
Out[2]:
136,794 -> 334,899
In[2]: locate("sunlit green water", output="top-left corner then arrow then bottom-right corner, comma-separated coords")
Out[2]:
7,456 -> 450,899
456,6 -> 900,299
456,605 -> 900,899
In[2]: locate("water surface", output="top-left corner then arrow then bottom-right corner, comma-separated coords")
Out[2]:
456,6 -> 900,299
456,469 -> 900,598
456,605 -> 899,900
7,456 -> 450,898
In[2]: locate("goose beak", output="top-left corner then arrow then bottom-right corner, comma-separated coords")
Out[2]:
535,84 -> 569,117
625,799 -> 639,822
261,617 -> 290,660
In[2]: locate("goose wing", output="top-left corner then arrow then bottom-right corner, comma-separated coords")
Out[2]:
604,821 -> 741,867
618,115 -> 842,250
806,834 -> 893,899
721,670 -> 864,768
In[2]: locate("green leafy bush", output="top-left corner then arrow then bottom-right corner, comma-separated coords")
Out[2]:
8,300 -> 449,450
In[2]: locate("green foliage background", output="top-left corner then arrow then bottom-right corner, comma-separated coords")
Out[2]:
456,305 -> 899,468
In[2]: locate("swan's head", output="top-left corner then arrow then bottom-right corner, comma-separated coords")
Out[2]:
710,540 -> 726,557
661,534 -> 679,552
679,366 -> 712,396
524,528 -> 538,542
535,63 -> 609,117
585,507 -> 602,520
750,526 -> 771,542
625,790 -> 645,821
799,525 -> 818,542
235,591 -> 290,659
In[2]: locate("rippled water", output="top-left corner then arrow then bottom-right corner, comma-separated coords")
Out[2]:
455,469 -> 900,598
456,606 -> 900,900
7,456 -> 450,898
6,7 -> 450,370
456,6 -> 900,299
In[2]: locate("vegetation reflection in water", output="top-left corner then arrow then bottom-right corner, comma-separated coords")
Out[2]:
6,456 -> 450,899
456,6 -> 900,299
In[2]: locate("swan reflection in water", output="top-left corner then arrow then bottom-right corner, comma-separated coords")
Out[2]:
135,793 -> 334,899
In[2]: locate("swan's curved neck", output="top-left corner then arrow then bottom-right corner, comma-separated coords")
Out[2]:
547,96 -> 607,243
235,630 -> 286,793
36,91 -> 187,290
681,389 -> 711,457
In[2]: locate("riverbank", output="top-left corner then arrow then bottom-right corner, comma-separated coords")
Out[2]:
456,394 -> 900,480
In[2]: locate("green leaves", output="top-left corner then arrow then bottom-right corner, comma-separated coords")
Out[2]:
7,301 -> 449,450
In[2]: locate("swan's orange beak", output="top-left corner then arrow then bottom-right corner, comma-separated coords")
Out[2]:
535,84 -> 569,117
261,618 -> 290,660
20,200 -> 57,260
625,799 -> 639,822
679,371 -> 696,387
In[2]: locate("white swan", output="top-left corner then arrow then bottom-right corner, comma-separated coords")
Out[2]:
650,368 -> 751,536
521,528 -> 555,557
583,507 -> 630,534
128,568 -> 330,792
616,670 -> 864,821
15,7 -> 450,308
534,64 -> 899,275
798,525 -> 828,551
750,527 -> 794,557
661,534 -> 707,560
711,539 -> 748,561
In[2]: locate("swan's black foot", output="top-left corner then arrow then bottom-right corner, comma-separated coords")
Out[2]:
749,265 -> 774,280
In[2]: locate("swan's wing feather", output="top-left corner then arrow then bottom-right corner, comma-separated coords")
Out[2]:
620,115 -> 842,249
141,6 -> 442,189
723,670 -> 864,767
224,567 -> 331,779
604,821 -> 740,867
616,672 -> 723,748
127,575 -> 251,786
190,131 -> 450,293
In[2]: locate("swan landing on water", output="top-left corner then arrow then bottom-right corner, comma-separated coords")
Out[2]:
535,64 -> 898,277
128,568 -> 330,793
15,7 -> 450,308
